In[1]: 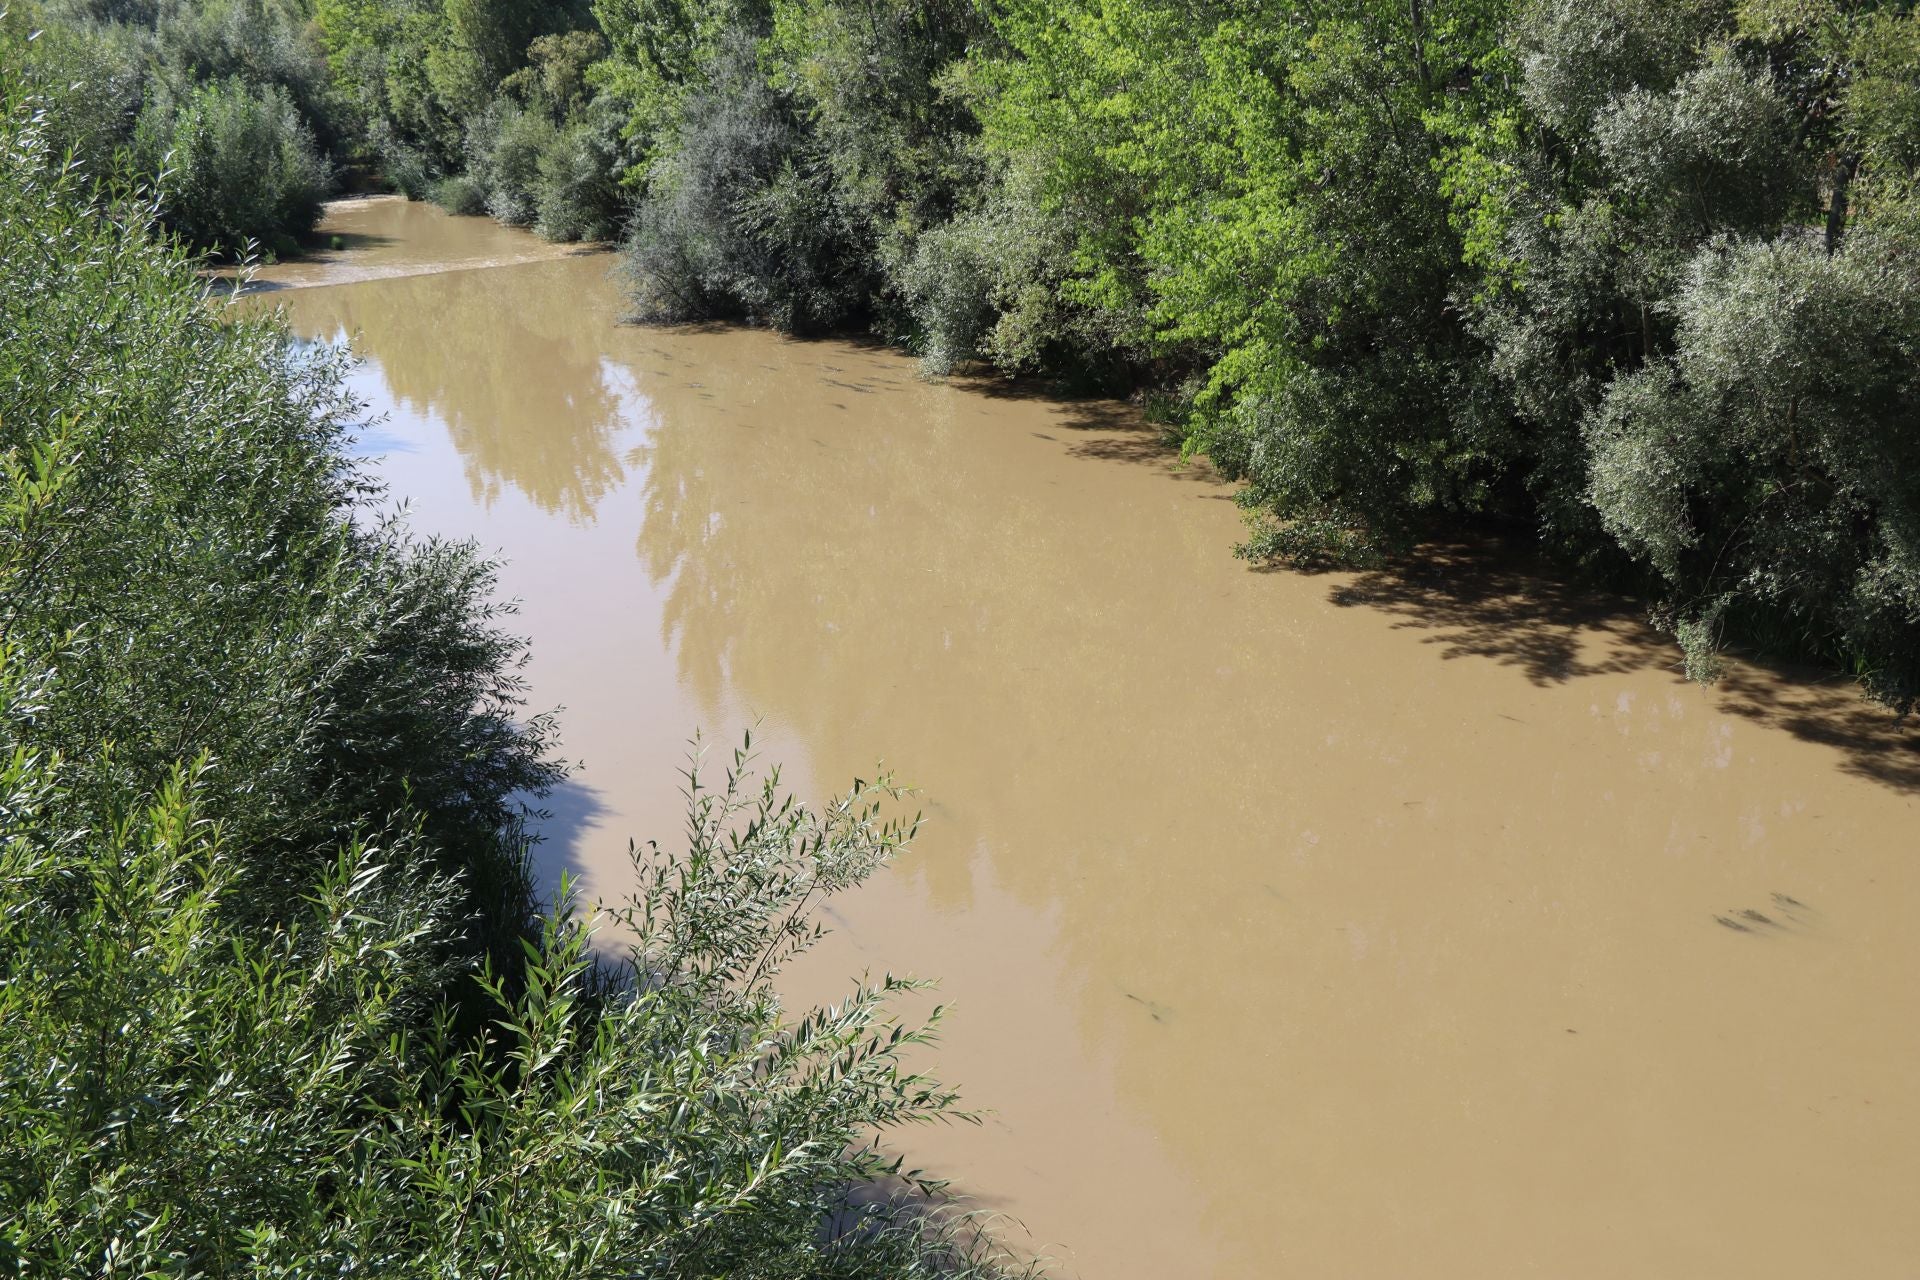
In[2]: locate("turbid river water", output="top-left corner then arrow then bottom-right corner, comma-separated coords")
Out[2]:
251,197 -> 1920,1279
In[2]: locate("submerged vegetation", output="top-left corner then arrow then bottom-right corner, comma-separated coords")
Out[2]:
0,66 -> 1023,1276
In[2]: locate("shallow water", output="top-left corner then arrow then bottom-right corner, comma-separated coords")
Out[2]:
254,203 -> 1920,1279
230,194 -> 596,292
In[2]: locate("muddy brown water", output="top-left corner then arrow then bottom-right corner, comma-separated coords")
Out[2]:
250,201 -> 1920,1279
229,194 -> 595,291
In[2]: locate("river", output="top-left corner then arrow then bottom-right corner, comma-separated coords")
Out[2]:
251,197 -> 1920,1279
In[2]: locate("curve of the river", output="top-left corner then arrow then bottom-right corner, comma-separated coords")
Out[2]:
250,199 -> 1920,1280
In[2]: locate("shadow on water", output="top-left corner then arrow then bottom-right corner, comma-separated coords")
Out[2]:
1323,542 -> 1667,685
1714,664 -> 1920,793
1059,425 -> 1202,473
208,233 -> 403,297
215,276 -> 293,298
631,318 -> 753,336
829,1171 -> 1043,1277
1322,540 -> 1920,793
835,357 -> 1920,796
525,775 -> 611,900
949,373 -> 1222,480
952,372 -> 1135,427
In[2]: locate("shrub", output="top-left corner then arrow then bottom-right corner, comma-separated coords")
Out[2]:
898,159 -> 1102,377
430,170 -> 488,214
535,110 -> 624,242
11,15 -> 147,180
463,97 -> 557,226
133,76 -> 333,255
503,28 -> 607,118
148,0 -> 346,152
0,717 -> 1018,1277
371,116 -> 438,199
1586,230 -> 1920,709
611,2 -> 987,338
5,78 -> 546,952
619,33 -> 866,331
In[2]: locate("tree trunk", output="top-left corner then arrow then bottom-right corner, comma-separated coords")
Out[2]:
1826,153 -> 1860,255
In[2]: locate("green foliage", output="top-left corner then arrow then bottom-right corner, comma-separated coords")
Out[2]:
315,0 -> 467,172
309,0 -> 633,232
535,105 -> 626,239
506,27 -> 608,118
18,0 -> 629,240
1847,8 -> 1920,173
431,168 -> 488,213
6,0 -> 616,258
132,76 -> 333,254
0,749 -> 458,1273
371,115 -> 439,198
440,94 -> 626,240
463,96 -> 558,225
2,79 -> 547,948
621,29 -> 857,329
5,13 -> 145,178
588,0 -> 743,166
969,0 -> 1519,549
11,0 -> 351,250
896,155 -> 1090,376
1586,230 -> 1920,706
1470,0 -> 1920,701
612,0 -> 988,335
146,0 -> 345,150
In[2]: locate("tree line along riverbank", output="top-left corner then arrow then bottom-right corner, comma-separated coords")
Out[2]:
10,0 -> 1920,709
